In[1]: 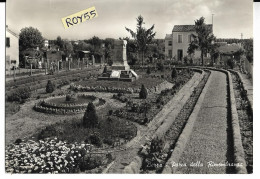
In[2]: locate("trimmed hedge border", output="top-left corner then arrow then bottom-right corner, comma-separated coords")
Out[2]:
34,94 -> 106,115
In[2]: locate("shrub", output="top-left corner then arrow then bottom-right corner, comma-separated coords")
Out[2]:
139,84 -> 148,99
7,87 -> 31,103
171,68 -> 178,79
108,110 -> 113,115
150,136 -> 165,153
46,80 -> 55,93
157,62 -> 164,72
83,102 -> 99,128
146,66 -> 151,74
38,126 -> 57,140
89,134 -> 102,147
103,66 -> 108,73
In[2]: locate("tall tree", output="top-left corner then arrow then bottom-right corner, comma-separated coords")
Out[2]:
243,39 -> 253,63
187,17 -> 216,66
56,36 -> 64,49
19,27 -> 44,51
125,15 -> 156,66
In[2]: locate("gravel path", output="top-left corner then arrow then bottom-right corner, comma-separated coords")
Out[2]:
176,71 -> 234,174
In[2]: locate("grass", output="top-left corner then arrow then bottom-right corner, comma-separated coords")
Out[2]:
5,102 -> 20,117
75,74 -> 163,90
48,95 -> 95,105
33,104 -> 137,147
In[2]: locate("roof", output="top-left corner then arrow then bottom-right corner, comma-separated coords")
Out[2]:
172,24 -> 213,32
6,25 -> 19,38
217,44 -> 242,55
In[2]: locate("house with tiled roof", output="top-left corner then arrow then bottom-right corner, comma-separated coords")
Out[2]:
6,25 -> 19,70
165,24 -> 212,63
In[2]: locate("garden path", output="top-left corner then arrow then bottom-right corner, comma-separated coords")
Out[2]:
176,71 -> 234,174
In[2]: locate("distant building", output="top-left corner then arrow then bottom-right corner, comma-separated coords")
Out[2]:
165,24 -> 213,63
44,39 -> 49,47
6,25 -> 19,69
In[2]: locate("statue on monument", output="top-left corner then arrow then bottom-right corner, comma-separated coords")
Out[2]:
98,39 -> 138,82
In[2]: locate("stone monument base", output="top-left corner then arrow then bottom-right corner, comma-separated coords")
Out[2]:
98,69 -> 138,82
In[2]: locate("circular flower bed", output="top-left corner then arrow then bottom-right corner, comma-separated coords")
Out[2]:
34,94 -> 106,115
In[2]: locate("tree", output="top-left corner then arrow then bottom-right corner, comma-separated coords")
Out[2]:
139,84 -> 148,99
171,68 -> 178,79
187,17 -> 216,66
126,15 -> 156,66
46,80 -> 55,93
19,27 -> 44,51
83,102 -> 99,128
63,40 -> 74,57
56,36 -> 64,49
243,39 -> 253,63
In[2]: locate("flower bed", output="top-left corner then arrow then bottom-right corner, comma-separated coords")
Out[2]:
5,138 -> 111,173
34,94 -> 106,115
230,72 -> 253,173
112,69 -> 194,125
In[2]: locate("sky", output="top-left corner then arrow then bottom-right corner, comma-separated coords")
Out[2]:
6,0 -> 253,40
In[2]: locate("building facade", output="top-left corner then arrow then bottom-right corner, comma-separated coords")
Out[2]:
6,25 -> 19,70
165,24 -> 212,63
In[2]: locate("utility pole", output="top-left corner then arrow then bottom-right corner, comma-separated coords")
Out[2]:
212,14 -> 214,34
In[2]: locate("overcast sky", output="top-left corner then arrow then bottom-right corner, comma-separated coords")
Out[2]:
6,0 -> 253,40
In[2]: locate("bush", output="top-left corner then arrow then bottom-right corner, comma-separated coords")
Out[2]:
103,66 -> 108,73
38,126 -> 57,140
83,102 -> 99,128
157,62 -> 164,72
146,66 -> 151,74
139,84 -> 148,99
171,68 -> 178,79
89,134 -> 102,147
7,87 -> 31,103
46,80 -> 55,93
150,136 -> 165,153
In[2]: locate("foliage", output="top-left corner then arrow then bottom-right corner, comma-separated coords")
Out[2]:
243,39 -> 253,63
227,58 -> 235,69
83,103 -> 99,128
56,36 -> 64,49
103,66 -> 108,73
187,17 -> 216,66
46,80 -> 55,93
139,84 -> 148,99
171,68 -> 178,79
88,134 -> 103,147
125,15 -> 156,65
7,87 -> 31,103
146,66 -> 151,74
157,62 -> 164,72
19,27 -> 44,51
150,137 -> 165,153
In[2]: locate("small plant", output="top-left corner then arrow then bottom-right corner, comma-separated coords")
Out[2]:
103,65 -> 108,73
171,68 -> 178,79
147,66 -> 151,74
139,84 -> 148,99
46,80 -> 55,93
89,134 -> 103,147
83,102 -> 99,128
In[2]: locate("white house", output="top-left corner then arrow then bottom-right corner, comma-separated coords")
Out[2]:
6,25 -> 19,70
165,24 -> 212,62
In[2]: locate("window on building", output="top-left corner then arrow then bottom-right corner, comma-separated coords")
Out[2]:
178,34 -> 183,43
168,41 -> 172,46
168,50 -> 172,58
6,37 -> 10,47
188,35 -> 192,43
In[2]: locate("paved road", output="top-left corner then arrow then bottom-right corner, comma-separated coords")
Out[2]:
176,71 -> 234,174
